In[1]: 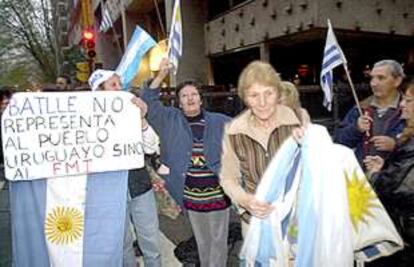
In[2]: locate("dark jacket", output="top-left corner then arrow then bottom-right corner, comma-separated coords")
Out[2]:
334,97 -> 404,164
372,137 -> 414,246
128,168 -> 151,198
372,138 -> 414,217
141,87 -> 231,206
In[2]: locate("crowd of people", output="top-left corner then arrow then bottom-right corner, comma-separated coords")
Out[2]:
1,58 -> 413,266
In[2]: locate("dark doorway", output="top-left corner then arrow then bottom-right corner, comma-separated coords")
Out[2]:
211,47 -> 260,87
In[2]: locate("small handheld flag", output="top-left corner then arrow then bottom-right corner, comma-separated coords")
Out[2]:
167,0 -> 183,75
116,26 -> 157,90
320,20 -> 347,111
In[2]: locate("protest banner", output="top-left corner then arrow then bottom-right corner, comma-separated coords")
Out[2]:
2,91 -> 144,181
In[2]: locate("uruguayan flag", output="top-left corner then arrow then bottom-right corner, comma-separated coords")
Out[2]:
168,0 -> 183,74
320,19 -> 347,111
116,26 -> 156,89
99,4 -> 113,33
240,136 -> 302,267
240,124 -> 403,266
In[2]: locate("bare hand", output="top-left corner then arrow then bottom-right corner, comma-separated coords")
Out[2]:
370,136 -> 396,151
363,155 -> 384,173
131,96 -> 148,118
292,126 -> 306,144
158,58 -> 173,78
150,58 -> 173,88
357,112 -> 373,133
243,194 -> 274,219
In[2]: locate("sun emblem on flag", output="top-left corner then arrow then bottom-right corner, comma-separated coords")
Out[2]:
345,169 -> 378,230
45,206 -> 84,245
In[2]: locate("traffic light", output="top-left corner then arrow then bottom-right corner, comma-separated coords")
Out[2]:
75,61 -> 90,82
82,29 -> 96,60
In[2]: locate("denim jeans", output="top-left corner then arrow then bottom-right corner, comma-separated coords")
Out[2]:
123,189 -> 161,267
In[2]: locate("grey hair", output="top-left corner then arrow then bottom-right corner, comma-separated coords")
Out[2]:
373,59 -> 406,79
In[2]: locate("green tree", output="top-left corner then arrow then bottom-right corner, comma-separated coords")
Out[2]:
0,0 -> 58,86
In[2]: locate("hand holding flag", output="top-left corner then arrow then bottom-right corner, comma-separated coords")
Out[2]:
320,20 -> 362,114
149,58 -> 174,89
116,26 -> 157,90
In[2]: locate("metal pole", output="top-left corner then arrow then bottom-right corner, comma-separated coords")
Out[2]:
111,27 -> 124,55
153,0 -> 166,38
100,0 -> 123,54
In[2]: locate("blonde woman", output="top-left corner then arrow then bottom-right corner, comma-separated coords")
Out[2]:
219,61 -> 301,234
279,81 -> 310,125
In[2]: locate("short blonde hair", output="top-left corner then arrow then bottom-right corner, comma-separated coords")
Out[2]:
280,81 -> 301,109
237,61 -> 281,101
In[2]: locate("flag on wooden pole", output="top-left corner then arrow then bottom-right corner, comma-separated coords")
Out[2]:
167,0 -> 183,75
320,20 -> 347,111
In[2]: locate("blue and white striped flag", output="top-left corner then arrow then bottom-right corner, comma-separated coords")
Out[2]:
168,0 -> 183,74
320,20 -> 347,111
99,4 -> 113,33
10,172 -> 128,267
116,26 -> 157,90
240,124 -> 403,266
240,136 -> 302,266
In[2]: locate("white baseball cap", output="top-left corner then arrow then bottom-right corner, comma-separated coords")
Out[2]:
88,69 -> 117,91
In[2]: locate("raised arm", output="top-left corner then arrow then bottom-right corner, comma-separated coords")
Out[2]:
141,59 -> 179,135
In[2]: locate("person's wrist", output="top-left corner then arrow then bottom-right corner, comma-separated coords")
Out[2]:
241,193 -> 253,209
150,76 -> 163,88
142,119 -> 148,130
357,125 -> 366,133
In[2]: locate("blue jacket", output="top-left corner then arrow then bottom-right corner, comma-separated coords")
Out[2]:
141,87 -> 231,206
334,102 -> 404,165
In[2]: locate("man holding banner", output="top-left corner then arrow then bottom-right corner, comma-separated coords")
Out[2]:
335,59 -> 406,166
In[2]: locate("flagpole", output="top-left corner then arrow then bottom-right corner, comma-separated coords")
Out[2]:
153,0 -> 166,38
343,64 -> 363,116
166,0 -> 175,60
166,0 -> 175,86
112,28 -> 124,54
100,0 -> 123,54
121,1 -> 128,50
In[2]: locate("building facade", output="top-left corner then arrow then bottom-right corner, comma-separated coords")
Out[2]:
205,0 -> 414,86
66,0 -> 414,88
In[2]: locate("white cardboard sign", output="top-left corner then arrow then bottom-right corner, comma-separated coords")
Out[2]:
2,91 -> 144,181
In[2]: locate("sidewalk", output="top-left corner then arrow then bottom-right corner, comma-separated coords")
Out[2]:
0,182 -> 242,266
158,211 -> 242,266
0,181 -> 12,267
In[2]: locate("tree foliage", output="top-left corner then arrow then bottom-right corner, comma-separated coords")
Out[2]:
0,0 -> 58,87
